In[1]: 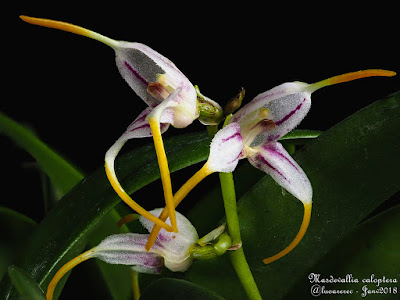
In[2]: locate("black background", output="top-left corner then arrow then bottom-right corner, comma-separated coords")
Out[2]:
4,4 -> 399,222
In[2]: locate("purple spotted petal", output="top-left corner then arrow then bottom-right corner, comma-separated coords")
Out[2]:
248,142 -> 312,204
207,123 -> 244,173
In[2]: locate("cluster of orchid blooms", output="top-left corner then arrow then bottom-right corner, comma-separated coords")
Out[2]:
20,15 -> 396,300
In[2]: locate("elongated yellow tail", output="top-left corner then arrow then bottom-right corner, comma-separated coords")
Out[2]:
19,15 -> 119,48
105,161 -> 174,232
46,249 -> 95,300
309,69 -> 396,92
148,117 -> 178,233
263,202 -> 312,264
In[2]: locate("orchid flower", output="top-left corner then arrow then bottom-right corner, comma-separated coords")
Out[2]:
20,16 -> 222,232
145,69 -> 396,257
45,208 -> 199,300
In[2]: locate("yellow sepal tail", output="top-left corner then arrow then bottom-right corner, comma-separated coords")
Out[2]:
263,202 -> 312,264
19,15 -> 118,48
46,249 -> 95,300
105,162 -> 174,232
148,117 -> 178,232
309,69 -> 396,92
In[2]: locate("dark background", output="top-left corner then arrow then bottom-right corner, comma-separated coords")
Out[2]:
4,4 -> 399,223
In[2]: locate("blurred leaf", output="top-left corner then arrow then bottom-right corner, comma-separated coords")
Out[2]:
184,91 -> 400,299
0,112 -> 84,196
140,278 -> 225,300
8,266 -> 45,300
0,207 -> 37,281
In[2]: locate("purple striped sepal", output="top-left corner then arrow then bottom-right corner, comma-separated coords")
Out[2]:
248,142 -> 312,204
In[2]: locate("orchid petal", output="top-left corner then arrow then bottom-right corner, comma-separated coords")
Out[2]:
248,142 -> 312,204
231,83 -> 311,146
207,123 -> 244,173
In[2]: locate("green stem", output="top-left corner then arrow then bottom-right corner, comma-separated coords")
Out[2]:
219,171 -> 262,300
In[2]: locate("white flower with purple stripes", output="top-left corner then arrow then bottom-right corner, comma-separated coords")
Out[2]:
208,70 -> 396,264
45,208 -> 199,300
19,15 -> 223,233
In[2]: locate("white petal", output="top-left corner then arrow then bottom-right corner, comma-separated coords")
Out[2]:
248,142 -> 312,204
207,123 -> 244,173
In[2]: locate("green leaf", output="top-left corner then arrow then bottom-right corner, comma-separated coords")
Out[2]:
0,112 -> 84,196
184,91 -> 400,299
0,131 -> 211,299
140,278 -> 225,300
8,266 -> 45,300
